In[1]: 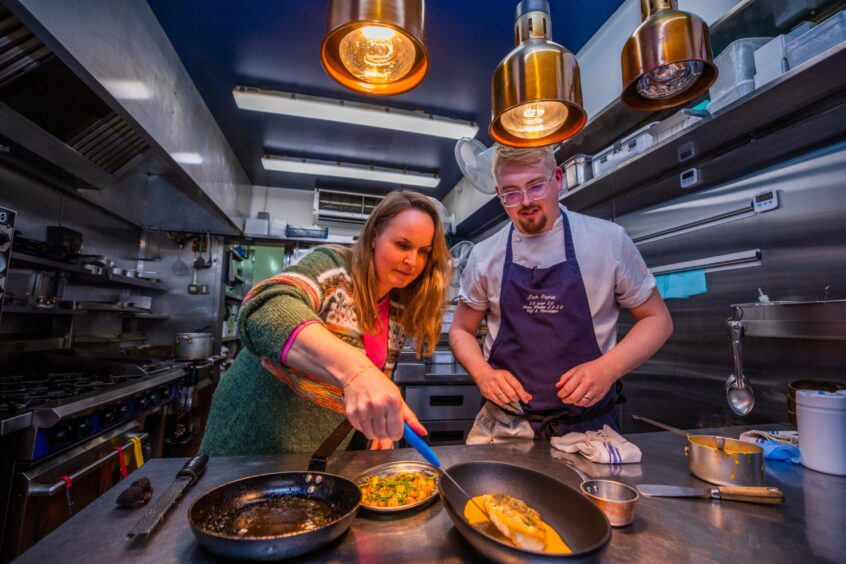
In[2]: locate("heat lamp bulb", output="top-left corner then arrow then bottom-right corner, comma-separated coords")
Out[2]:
339,25 -> 415,84
636,60 -> 704,100
499,101 -> 569,140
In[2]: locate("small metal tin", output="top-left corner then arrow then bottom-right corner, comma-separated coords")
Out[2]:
355,461 -> 441,513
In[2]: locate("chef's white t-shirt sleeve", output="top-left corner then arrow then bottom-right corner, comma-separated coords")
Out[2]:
614,227 -> 656,309
458,247 -> 489,311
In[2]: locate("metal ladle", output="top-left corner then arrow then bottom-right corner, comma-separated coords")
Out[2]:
725,314 -> 754,416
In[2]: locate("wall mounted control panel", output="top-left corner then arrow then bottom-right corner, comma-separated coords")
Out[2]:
0,206 -> 16,322
753,190 -> 779,213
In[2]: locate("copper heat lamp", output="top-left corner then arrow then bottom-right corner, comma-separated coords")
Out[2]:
321,0 -> 428,96
621,0 -> 717,110
490,0 -> 586,147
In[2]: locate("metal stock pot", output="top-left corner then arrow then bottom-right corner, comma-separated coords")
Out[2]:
175,332 -> 213,360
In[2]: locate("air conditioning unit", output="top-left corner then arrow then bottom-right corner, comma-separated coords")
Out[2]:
313,188 -> 384,225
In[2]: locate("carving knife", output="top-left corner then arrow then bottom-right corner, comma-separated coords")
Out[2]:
127,454 -> 209,539
636,484 -> 784,504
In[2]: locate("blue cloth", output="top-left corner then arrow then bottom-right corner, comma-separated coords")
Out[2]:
759,440 -> 802,464
655,269 -> 708,299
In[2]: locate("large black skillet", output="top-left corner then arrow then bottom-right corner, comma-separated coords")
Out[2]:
439,461 -> 612,563
187,420 -> 360,561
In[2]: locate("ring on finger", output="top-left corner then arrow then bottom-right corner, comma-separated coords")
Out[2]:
496,390 -> 504,399
583,394 -> 592,402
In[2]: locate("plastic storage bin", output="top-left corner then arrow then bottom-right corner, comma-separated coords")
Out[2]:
753,22 -> 815,88
562,154 -> 592,191
650,109 -> 707,143
285,225 -> 329,239
708,37 -> 771,113
785,10 -> 846,69
591,123 -> 658,178
796,390 -> 846,476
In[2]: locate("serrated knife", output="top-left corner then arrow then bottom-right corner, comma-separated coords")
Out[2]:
636,484 -> 784,504
127,454 -> 208,539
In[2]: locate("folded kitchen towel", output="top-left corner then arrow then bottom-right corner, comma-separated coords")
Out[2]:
740,429 -> 802,463
550,425 -> 642,464
655,269 -> 708,299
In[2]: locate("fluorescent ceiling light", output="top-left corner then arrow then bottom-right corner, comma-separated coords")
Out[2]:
234,86 -> 478,140
262,154 -> 439,188
171,152 -> 203,165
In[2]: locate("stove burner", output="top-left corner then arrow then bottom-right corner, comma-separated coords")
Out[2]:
0,370 -> 147,414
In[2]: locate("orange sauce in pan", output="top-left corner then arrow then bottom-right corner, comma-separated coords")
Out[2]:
463,496 -> 571,554
690,436 -> 761,481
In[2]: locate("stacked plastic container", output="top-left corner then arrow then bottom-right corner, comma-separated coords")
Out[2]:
708,37 -> 771,113
785,10 -> 846,69
591,123 -> 659,178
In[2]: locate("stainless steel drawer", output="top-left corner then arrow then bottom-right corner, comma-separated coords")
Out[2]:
412,420 -> 474,446
404,385 -> 482,420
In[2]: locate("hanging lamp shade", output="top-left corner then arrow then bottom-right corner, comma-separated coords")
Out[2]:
321,0 -> 428,96
490,0 -> 586,148
620,0 -> 717,110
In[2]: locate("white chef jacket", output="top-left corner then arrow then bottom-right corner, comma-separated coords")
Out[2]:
458,206 -> 656,358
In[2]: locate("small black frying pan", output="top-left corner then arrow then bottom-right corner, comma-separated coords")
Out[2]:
188,420 -> 361,561
439,461 -> 612,563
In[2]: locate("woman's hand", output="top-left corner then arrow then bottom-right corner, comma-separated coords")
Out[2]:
475,366 -> 532,408
343,366 -> 427,441
368,438 -> 395,450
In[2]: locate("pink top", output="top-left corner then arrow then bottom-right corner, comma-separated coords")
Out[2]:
280,296 -> 391,370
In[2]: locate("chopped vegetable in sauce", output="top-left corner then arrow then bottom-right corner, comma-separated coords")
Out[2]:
359,471 -> 438,507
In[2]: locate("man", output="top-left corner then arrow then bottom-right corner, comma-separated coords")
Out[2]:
449,145 -> 673,443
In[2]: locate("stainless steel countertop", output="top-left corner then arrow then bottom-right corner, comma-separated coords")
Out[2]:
13,425 -> 845,563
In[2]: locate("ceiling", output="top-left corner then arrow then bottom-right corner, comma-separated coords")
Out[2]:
146,0 -> 626,200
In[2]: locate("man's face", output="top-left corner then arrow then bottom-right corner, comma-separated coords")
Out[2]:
495,159 -> 564,235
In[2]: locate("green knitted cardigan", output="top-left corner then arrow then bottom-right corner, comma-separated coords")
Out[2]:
200,246 -> 406,456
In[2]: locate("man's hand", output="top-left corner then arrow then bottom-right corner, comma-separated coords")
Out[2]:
343,366 -> 426,441
476,366 -> 532,407
555,359 -> 616,408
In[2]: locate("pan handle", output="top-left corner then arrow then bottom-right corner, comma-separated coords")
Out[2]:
308,419 -> 354,472
632,415 -> 690,438
714,486 -> 785,504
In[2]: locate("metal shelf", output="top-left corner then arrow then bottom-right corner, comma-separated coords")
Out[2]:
221,335 -> 240,343
1,306 -> 85,316
458,39 -> 846,235
10,251 -> 165,291
9,252 -> 88,274
555,0 -> 835,165
121,313 -> 169,320
73,333 -> 148,344
0,337 -> 67,353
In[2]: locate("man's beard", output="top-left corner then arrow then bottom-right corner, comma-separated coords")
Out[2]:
516,205 -> 547,234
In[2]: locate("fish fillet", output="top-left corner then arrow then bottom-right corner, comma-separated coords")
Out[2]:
479,494 -> 547,551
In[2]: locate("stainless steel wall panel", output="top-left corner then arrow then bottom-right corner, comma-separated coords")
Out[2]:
618,142 -> 846,431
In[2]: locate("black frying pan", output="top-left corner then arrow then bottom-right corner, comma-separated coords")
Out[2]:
439,461 -> 611,563
188,420 -> 361,561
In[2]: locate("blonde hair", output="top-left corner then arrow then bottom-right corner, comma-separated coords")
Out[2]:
334,191 -> 451,359
492,145 -> 557,181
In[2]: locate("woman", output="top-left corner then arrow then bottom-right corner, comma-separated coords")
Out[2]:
201,191 -> 451,455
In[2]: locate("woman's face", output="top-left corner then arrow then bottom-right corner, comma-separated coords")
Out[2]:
372,208 -> 436,298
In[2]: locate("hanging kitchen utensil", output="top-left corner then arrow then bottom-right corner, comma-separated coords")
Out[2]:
633,415 -> 764,486
172,243 -> 189,277
725,315 -> 755,415
188,267 -> 200,294
127,455 -> 208,540
636,484 -> 783,504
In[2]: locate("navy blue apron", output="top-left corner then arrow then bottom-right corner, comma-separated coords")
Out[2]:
487,210 -> 621,439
